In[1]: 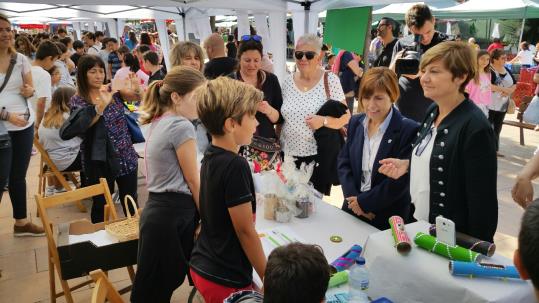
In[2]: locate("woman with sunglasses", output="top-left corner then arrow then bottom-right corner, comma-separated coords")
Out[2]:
280,34 -> 349,195
338,67 -> 419,230
0,14 -> 43,236
379,42 -> 498,242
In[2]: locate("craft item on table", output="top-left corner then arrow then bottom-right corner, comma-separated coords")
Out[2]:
449,261 -> 522,280
372,298 -> 394,303
295,196 -> 311,218
274,204 -> 292,223
330,235 -> 343,243
429,225 -> 496,257
326,292 -> 349,303
389,216 -> 412,255
328,270 -> 349,288
330,244 -> 363,272
414,232 -> 481,262
263,194 -> 279,220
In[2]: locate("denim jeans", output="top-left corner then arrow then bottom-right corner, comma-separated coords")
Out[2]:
0,125 -> 34,219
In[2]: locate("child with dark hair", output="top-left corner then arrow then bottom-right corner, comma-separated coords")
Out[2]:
71,40 -> 85,66
143,51 -> 165,84
514,200 -> 539,301
225,243 -> 331,303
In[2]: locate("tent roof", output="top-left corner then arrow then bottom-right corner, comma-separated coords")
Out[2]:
434,0 -> 539,19
372,1 -> 456,20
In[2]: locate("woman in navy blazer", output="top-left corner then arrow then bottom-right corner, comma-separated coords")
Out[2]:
338,67 -> 420,230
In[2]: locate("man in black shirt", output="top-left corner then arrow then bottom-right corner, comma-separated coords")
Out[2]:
373,17 -> 398,68
226,34 -> 237,59
392,4 -> 450,122
70,40 -> 84,67
204,33 -> 238,79
143,51 -> 165,84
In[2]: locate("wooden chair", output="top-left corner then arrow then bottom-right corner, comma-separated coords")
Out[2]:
35,178 -> 120,303
503,96 -> 535,145
33,136 -> 86,212
90,269 -> 125,303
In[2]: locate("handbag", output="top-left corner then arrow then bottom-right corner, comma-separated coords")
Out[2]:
242,135 -> 281,172
105,195 -> 140,241
0,53 -> 18,150
523,95 -> 539,124
123,102 -> 145,144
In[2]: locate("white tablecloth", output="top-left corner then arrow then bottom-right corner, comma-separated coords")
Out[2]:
256,199 -> 379,263
363,221 -> 536,303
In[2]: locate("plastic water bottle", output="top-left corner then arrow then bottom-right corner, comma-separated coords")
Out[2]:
348,257 -> 369,303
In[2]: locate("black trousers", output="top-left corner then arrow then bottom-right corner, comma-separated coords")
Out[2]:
488,109 -> 506,151
0,125 -> 34,219
85,161 -> 138,223
131,192 -> 196,303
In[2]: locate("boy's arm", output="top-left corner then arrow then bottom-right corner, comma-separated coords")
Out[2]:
229,203 -> 267,281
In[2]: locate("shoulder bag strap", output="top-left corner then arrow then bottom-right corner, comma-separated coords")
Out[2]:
323,71 -> 330,100
0,53 -> 17,94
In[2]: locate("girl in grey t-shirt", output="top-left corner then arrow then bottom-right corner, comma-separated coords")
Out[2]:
131,66 -> 206,303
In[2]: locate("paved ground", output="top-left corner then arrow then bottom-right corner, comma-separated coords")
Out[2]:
1,113 -> 538,302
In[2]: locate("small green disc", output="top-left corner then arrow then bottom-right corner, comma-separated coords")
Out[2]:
330,235 -> 343,243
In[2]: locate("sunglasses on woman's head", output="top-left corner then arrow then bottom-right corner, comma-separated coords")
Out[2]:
295,51 -> 317,60
241,35 -> 262,42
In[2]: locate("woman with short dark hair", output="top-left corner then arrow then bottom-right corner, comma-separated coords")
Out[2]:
60,55 -> 140,223
379,42 -> 498,242
338,67 -> 419,230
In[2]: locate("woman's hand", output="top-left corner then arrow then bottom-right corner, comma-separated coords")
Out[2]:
258,101 -> 272,115
378,158 -> 410,179
8,112 -> 29,127
512,175 -> 534,208
20,84 -> 34,98
95,85 -> 114,113
346,197 -> 375,220
306,115 -> 324,130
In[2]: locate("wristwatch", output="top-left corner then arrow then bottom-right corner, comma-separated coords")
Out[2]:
323,116 -> 328,127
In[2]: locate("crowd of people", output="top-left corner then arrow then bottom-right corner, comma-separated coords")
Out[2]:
1,3 -> 539,302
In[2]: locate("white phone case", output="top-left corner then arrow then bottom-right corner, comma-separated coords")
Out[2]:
436,216 -> 456,246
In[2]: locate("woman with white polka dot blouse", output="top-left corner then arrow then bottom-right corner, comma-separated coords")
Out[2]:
280,34 -> 349,194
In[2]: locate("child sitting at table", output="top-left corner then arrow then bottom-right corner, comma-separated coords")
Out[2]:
38,86 -> 83,195
189,77 -> 267,303
514,200 -> 539,301
224,242 -> 331,303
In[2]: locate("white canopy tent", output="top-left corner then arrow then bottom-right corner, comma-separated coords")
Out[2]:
2,0 -> 465,79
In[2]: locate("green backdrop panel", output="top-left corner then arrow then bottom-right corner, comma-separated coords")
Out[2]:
324,6 -> 372,54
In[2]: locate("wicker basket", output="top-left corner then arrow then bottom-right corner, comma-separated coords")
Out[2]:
105,195 -> 139,242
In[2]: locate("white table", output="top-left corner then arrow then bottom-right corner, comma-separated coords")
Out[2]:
362,221 -> 536,303
255,199 -> 379,263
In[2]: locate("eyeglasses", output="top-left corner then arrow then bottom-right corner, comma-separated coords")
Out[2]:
241,35 -> 262,42
415,127 -> 434,157
294,51 -> 317,60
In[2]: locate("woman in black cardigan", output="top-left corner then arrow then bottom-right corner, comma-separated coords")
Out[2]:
338,67 -> 419,230
379,42 -> 498,242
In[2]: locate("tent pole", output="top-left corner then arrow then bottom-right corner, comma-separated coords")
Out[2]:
302,1 -> 311,35
519,18 -> 525,45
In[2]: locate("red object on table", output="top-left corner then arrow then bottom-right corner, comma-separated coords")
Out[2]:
513,82 -> 534,107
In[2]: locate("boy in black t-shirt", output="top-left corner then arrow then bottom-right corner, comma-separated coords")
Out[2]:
190,77 -> 267,303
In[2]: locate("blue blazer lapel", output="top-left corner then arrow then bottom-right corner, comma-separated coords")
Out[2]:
351,115 -> 366,189
372,109 -> 403,177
